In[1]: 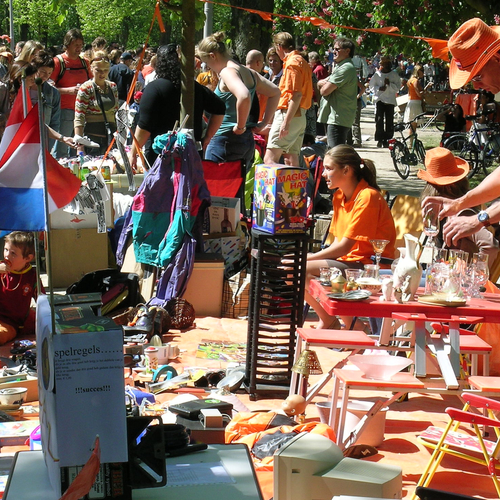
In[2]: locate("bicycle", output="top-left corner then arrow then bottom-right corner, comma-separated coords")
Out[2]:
443,107 -> 500,178
389,112 -> 427,179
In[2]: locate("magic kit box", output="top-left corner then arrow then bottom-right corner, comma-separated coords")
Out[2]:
252,165 -> 308,234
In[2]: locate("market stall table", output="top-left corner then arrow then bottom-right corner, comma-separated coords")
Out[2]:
309,279 -> 500,388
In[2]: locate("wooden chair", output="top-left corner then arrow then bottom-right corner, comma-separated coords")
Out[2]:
415,392 -> 500,498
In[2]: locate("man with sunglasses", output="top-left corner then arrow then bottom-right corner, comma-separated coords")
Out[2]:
317,38 -> 358,148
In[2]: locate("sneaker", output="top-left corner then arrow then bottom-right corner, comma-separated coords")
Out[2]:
74,135 -> 100,148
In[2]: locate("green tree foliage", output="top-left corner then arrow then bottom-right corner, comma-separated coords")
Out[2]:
273,0 -> 500,59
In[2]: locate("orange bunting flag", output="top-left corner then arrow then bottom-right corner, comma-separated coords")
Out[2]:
423,38 -> 450,61
247,9 -> 273,21
155,2 -> 166,33
59,436 -> 101,500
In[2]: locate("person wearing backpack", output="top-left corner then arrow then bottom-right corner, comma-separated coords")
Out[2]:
51,28 -> 91,159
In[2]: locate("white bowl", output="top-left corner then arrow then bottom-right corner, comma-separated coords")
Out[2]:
356,278 -> 382,293
348,354 -> 413,380
0,387 -> 27,408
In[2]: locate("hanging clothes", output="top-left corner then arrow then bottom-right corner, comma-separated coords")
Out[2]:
116,131 -> 210,302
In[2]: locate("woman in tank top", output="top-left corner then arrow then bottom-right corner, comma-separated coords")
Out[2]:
197,32 -> 280,173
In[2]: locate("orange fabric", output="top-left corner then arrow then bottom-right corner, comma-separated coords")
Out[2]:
225,413 -> 336,500
278,51 -> 313,111
407,77 -> 422,101
329,179 -> 396,264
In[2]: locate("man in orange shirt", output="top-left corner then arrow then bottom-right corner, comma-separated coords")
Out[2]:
264,32 -> 313,166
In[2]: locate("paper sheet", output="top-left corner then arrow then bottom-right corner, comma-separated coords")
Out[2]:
166,461 -> 235,487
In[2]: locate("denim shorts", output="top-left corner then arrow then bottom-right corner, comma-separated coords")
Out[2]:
205,129 -> 255,170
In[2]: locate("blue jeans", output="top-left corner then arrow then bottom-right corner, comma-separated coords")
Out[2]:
205,129 -> 255,172
326,124 -> 350,149
52,108 -> 75,159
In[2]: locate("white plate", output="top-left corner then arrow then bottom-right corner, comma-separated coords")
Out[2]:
216,371 -> 245,392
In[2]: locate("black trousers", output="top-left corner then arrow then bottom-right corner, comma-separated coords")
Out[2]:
375,101 -> 396,142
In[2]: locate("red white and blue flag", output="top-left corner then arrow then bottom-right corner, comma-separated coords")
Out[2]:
0,94 -> 81,231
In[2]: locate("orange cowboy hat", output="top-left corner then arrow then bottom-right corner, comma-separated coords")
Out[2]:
417,147 -> 469,185
448,18 -> 500,89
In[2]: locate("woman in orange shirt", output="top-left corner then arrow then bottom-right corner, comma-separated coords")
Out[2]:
404,65 -> 432,139
305,144 -> 396,329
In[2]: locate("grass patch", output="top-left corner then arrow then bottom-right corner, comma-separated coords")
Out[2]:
420,134 -> 441,150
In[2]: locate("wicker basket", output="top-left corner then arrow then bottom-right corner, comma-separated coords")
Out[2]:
165,298 -> 195,330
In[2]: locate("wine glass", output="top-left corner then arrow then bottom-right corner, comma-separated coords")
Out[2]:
370,239 -> 390,275
423,202 -> 441,247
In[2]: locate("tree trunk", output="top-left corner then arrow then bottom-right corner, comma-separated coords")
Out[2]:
229,0 -> 274,62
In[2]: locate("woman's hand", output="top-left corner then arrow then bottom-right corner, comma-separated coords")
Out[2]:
233,124 -> 246,135
63,136 -> 77,149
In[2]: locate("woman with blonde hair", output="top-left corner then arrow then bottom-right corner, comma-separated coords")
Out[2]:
305,144 -> 396,329
74,51 -> 118,155
197,32 -> 280,170
15,40 -> 43,63
403,64 -> 431,139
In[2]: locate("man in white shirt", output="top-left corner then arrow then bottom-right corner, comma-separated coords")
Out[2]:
369,56 -> 400,148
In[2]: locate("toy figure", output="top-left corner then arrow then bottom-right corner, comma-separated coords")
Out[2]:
282,394 -> 307,422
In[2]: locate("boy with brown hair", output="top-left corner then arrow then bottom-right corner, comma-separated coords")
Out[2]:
0,232 -> 40,345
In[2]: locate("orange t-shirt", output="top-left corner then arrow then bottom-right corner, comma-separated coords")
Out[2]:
407,77 -> 422,101
51,53 -> 91,110
329,179 -> 396,264
278,51 -> 313,111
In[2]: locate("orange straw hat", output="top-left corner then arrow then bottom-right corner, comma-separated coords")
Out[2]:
417,147 -> 469,185
448,18 -> 500,89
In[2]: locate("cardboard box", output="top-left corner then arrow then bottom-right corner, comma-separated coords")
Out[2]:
252,164 -> 308,234
205,197 -> 240,234
36,295 -> 128,497
49,228 -> 109,288
52,292 -> 102,315
203,235 -> 246,274
49,182 -> 114,229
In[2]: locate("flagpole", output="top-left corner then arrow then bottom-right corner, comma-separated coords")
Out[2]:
36,77 -> 56,335
21,70 -> 28,119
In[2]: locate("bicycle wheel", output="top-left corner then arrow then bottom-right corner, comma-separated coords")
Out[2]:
482,135 -> 500,175
445,136 -> 480,178
391,141 -> 411,179
415,140 -> 426,164
443,133 -> 467,153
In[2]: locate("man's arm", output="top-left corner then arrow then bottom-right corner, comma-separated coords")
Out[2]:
318,78 -> 338,97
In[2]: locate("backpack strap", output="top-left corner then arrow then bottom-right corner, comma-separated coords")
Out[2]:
55,54 -> 90,83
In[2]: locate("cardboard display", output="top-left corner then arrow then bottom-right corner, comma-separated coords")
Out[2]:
36,295 -> 127,497
252,165 -> 308,234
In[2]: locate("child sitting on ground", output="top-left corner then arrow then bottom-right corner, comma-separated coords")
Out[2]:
0,232 -> 40,345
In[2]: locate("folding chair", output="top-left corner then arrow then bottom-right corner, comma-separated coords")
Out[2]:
415,392 -> 500,498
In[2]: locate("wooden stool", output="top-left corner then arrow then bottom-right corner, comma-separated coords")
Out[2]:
468,376 -> 500,393
289,328 -> 376,402
330,367 -> 425,449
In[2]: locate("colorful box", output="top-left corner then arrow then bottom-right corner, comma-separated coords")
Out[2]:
253,165 -> 308,234
205,197 -> 240,235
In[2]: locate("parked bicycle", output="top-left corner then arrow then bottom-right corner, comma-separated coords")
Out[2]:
389,112 -> 427,179
443,104 -> 500,178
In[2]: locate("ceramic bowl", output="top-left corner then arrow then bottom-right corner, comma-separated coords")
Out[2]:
356,278 -> 382,293
348,354 -> 413,380
0,387 -> 28,408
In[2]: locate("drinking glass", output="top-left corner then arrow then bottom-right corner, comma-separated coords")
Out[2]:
422,202 -> 441,247
447,249 -> 467,295
319,267 -> 331,284
472,253 -> 489,298
363,264 -> 379,280
424,247 -> 448,295
370,239 -> 390,272
345,268 -> 363,288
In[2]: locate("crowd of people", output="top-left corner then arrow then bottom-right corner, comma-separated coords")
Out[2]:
1,17 -> 500,340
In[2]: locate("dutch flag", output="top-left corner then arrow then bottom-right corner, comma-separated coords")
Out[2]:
0,92 -> 81,231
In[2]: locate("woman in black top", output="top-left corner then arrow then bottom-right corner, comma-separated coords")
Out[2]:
129,44 -> 225,169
